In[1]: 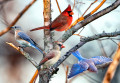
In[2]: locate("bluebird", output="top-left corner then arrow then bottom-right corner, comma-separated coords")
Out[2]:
68,50 -> 112,78
11,26 -> 44,54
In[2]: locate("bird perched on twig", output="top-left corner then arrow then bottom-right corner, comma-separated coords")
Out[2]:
11,26 -> 45,54
30,5 -> 74,32
29,41 -> 65,83
39,41 -> 65,69
68,50 -> 112,78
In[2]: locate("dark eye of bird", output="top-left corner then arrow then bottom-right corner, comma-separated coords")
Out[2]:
58,44 -> 62,47
67,11 -> 72,14
67,11 -> 72,17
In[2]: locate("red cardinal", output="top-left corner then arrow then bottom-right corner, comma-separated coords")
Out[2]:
30,5 -> 74,32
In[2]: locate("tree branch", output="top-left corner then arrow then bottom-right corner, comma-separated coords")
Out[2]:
55,0 -> 61,13
52,30 -> 120,75
89,25 -> 108,57
38,0 -> 52,83
58,0 -> 120,43
0,0 -> 37,36
6,42 -> 38,68
43,0 -> 53,54
102,43 -> 120,83
65,66 -> 69,83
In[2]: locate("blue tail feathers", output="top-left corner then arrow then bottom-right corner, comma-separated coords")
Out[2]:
31,44 -> 43,54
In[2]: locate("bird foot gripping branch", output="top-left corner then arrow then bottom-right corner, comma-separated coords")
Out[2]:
10,26 -> 45,54
49,67 -> 59,75
29,41 -> 65,83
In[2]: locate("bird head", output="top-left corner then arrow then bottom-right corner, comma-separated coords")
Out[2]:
10,26 -> 22,30
63,5 -> 74,17
54,41 -> 65,50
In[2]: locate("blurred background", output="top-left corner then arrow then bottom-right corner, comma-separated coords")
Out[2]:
0,0 -> 120,83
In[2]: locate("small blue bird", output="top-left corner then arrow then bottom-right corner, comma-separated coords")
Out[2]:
11,26 -> 44,54
68,50 -> 112,78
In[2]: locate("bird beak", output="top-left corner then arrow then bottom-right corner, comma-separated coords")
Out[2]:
61,45 -> 65,48
70,11 -> 74,15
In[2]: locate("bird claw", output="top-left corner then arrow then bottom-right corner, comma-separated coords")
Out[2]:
18,46 -> 24,49
49,67 -> 59,75
48,67 -> 54,74
18,46 -> 24,52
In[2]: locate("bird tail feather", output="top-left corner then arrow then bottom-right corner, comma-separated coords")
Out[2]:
31,44 -> 44,54
30,26 -> 49,31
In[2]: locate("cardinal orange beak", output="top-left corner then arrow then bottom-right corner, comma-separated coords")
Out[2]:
61,45 -> 65,48
70,11 -> 74,15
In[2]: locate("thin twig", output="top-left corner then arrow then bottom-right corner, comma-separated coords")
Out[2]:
77,26 -> 108,58
55,0 -> 61,13
58,0 -> 120,43
29,70 -> 39,83
72,0 -> 75,11
0,0 -> 37,36
90,0 -> 106,15
41,31 -> 120,81
61,63 -> 66,71
52,30 -> 120,73
110,39 -> 119,46
43,0 -> 53,54
103,43 -> 120,83
73,27 -> 84,37
65,66 -> 69,83
89,25 -> 107,57
67,0 -> 106,30
6,42 -> 38,68
72,1 -> 98,36
82,0 -> 98,17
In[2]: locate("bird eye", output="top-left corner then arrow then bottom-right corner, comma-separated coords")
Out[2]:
58,44 -> 62,46
67,11 -> 72,13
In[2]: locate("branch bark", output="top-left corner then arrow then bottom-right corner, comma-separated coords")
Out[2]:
51,30 -> 120,76
38,0 -> 52,83
102,43 -> 120,83
6,42 -> 38,68
58,0 -> 120,43
37,31 -> 120,82
0,0 -> 36,36
43,0 -> 53,54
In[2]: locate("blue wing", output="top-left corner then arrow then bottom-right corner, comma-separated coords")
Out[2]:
18,32 -> 37,45
68,62 -> 89,78
90,56 -> 112,65
72,50 -> 83,61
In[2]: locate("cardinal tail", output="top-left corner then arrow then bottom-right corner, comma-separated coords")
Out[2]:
30,26 -> 49,31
